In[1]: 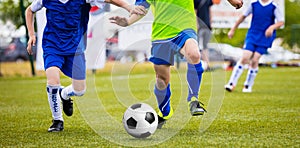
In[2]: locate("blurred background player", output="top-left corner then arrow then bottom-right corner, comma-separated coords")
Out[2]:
25,0 -> 146,132
225,0 -> 284,93
110,0 -> 243,128
194,0 -> 220,71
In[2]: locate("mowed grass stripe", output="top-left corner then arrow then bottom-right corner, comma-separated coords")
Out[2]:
0,62 -> 299,147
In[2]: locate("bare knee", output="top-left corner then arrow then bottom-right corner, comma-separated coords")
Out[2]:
46,67 -> 60,85
182,39 -> 201,64
240,50 -> 254,65
240,58 -> 250,65
188,52 -> 201,64
250,52 -> 261,68
250,60 -> 259,68
47,78 -> 60,86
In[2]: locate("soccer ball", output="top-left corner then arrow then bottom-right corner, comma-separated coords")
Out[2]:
122,103 -> 158,138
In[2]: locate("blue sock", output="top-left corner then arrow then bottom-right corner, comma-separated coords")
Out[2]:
154,84 -> 171,117
186,62 -> 204,102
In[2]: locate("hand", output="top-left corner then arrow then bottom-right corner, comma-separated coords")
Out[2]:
228,29 -> 235,39
265,26 -> 274,37
109,16 -> 129,27
130,5 -> 147,16
27,35 -> 36,55
227,0 -> 243,9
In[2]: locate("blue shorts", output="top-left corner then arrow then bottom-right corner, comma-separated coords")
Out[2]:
244,42 -> 268,55
43,53 -> 86,80
149,29 -> 197,65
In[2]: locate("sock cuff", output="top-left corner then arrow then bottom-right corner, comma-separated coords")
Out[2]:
73,88 -> 86,96
62,85 -> 86,98
248,67 -> 258,74
249,67 -> 259,71
46,84 -> 60,93
187,62 -> 202,68
236,62 -> 244,69
154,84 -> 170,94
187,62 -> 204,73
47,84 -> 60,88
194,61 -> 203,68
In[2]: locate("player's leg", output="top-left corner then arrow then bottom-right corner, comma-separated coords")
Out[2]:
46,66 -> 64,132
201,49 -> 209,69
243,51 -> 262,93
180,38 -> 206,116
180,38 -> 201,64
152,64 -> 173,129
153,64 -> 173,119
148,40 -> 176,128
60,53 -> 86,116
60,79 -> 86,116
200,28 -> 212,71
43,53 -> 65,132
181,38 -> 201,99
225,48 -> 254,92
197,29 -> 206,69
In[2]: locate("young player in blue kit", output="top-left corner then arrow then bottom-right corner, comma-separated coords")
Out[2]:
25,0 -> 146,132
110,0 -> 243,128
225,0 -> 284,93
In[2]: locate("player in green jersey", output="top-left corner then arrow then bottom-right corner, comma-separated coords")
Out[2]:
110,0 -> 243,128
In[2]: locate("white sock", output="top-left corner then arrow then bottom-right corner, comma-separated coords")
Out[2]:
201,60 -> 208,70
47,85 -> 63,121
61,85 -> 85,100
244,67 -> 258,87
61,85 -> 73,100
228,62 -> 244,86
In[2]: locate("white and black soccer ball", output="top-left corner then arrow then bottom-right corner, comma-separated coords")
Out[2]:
122,103 -> 158,138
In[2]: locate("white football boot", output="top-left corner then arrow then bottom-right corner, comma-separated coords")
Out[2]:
224,83 -> 235,92
242,85 -> 252,93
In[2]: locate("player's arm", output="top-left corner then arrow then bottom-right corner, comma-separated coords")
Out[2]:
228,15 -> 246,39
265,21 -> 284,37
109,0 -> 149,27
265,4 -> 285,37
25,0 -> 43,55
89,0 -> 147,15
109,12 -> 146,27
228,2 -> 251,39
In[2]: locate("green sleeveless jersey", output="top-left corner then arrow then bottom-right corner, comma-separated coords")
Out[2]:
146,0 -> 197,41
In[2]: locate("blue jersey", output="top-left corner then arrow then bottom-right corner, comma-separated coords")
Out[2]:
43,0 -> 90,55
30,0 -> 105,55
243,0 -> 284,47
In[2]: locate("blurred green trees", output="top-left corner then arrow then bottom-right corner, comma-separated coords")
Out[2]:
0,0 -> 30,28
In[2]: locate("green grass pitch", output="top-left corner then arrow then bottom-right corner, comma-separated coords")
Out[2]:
0,63 -> 299,147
